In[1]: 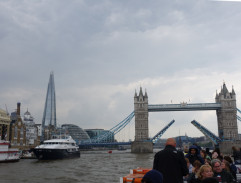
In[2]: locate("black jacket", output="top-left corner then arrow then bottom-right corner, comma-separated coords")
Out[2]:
213,170 -> 235,183
153,145 -> 189,183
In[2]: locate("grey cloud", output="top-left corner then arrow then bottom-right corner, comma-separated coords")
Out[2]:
1,0 -> 241,140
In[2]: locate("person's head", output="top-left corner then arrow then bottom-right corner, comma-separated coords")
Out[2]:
212,152 -> 218,159
213,148 -> 221,155
232,146 -> 238,151
200,150 -> 207,158
211,159 -> 222,173
141,169 -> 163,183
204,158 -> 211,166
165,138 -> 176,147
221,160 -> 230,172
221,161 -> 225,170
205,148 -> 210,153
189,145 -> 198,155
201,177 -> 218,183
193,160 -> 202,173
223,156 -> 233,164
197,165 -> 213,180
184,147 -> 189,154
191,148 -> 196,155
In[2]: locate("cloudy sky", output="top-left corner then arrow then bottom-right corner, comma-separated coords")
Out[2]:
1,0 -> 241,141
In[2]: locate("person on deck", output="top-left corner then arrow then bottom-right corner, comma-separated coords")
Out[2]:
232,146 -> 241,164
141,169 -> 163,183
185,145 -> 204,165
187,160 -> 202,183
211,159 -> 235,183
212,148 -> 223,161
153,138 -> 188,183
188,164 -> 214,183
223,156 -> 237,181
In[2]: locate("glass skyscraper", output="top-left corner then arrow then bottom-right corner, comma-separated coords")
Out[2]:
42,72 -> 57,135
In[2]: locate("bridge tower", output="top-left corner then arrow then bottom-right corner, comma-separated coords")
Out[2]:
131,87 -> 153,153
134,87 -> 149,141
216,83 -> 240,154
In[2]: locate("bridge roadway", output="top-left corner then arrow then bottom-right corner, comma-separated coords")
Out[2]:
79,142 -> 131,147
148,103 -> 221,112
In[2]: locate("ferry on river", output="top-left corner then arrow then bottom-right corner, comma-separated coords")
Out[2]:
0,140 -> 20,163
33,136 -> 80,160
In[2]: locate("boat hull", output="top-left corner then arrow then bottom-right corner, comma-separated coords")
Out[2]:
0,158 -> 20,163
33,148 -> 80,160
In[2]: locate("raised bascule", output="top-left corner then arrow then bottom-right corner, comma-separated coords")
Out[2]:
81,82 -> 241,154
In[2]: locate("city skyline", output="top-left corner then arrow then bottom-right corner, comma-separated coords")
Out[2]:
1,1 -> 241,141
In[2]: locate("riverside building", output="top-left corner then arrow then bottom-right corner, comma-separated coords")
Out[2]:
85,129 -> 115,143
23,109 -> 40,148
0,108 -> 10,141
10,102 -> 27,150
60,124 -> 90,144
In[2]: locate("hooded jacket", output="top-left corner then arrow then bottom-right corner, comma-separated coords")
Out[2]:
185,145 -> 204,165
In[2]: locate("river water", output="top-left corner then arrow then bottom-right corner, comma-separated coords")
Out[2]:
0,149 -> 159,183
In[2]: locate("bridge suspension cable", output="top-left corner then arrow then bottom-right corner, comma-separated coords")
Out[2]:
236,108 -> 241,123
237,115 -> 241,122
151,120 -> 175,144
87,111 -> 135,143
191,120 -> 222,145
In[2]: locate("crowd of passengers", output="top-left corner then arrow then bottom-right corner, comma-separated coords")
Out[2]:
183,145 -> 241,183
141,141 -> 241,183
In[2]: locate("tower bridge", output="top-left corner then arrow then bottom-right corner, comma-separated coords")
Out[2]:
82,82 -> 240,154
132,83 -> 240,154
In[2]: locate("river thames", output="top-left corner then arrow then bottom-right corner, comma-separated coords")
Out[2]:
0,149 -> 159,183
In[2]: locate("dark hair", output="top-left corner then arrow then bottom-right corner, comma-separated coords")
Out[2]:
141,169 -> 163,183
213,148 -> 221,155
141,177 -> 153,183
193,160 -> 202,168
201,177 -> 218,183
224,156 -> 233,164
201,149 -> 207,158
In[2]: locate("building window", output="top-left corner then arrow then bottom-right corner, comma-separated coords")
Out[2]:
20,128 -> 23,138
14,126 -> 17,138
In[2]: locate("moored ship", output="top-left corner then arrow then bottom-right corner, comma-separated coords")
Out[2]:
33,136 -> 80,160
0,140 -> 20,163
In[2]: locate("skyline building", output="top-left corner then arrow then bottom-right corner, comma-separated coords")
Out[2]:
61,124 -> 90,144
41,72 -> 57,140
23,109 -> 40,146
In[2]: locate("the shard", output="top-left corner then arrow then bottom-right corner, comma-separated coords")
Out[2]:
42,72 -> 57,133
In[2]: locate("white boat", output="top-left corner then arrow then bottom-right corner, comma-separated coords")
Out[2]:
0,140 -> 20,163
33,136 -> 80,160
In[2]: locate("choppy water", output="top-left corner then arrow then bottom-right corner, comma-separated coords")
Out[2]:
0,149 -> 159,183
